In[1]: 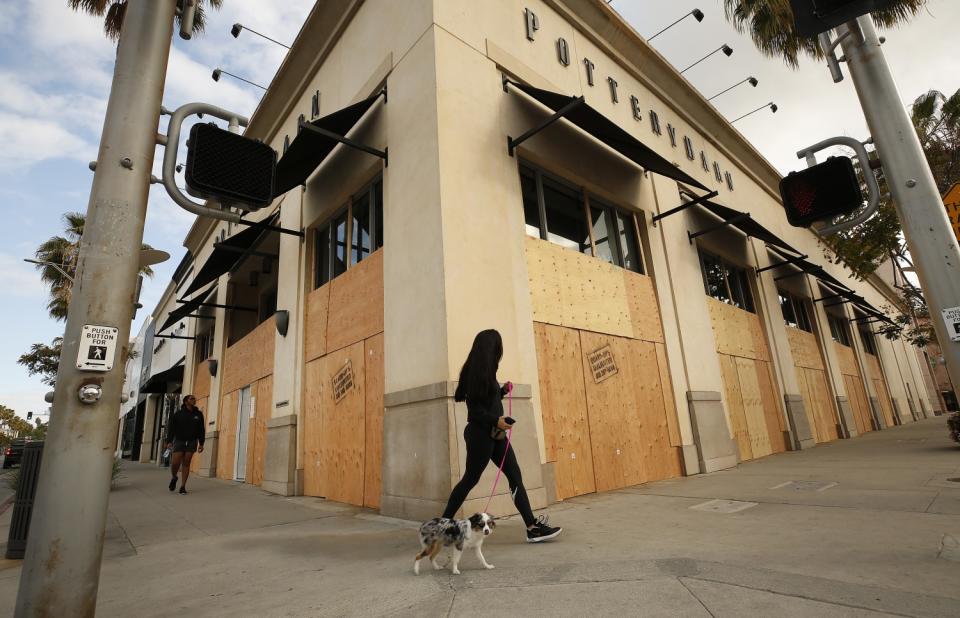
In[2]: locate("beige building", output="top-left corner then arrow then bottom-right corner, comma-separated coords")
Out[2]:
152,0 -> 940,521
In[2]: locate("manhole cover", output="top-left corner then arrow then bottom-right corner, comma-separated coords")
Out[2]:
690,499 -> 758,514
769,480 -> 837,492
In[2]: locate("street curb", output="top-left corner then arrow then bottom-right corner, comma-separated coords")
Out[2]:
0,494 -> 14,516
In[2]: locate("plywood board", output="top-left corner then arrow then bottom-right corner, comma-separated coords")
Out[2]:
221,317 -> 276,395
843,374 -> 872,434
319,341 -> 367,505
534,323 -> 596,500
654,343 -> 681,447
302,358 -> 325,497
873,377 -> 896,428
806,368 -> 840,443
719,354 -> 752,461
786,327 -> 824,370
625,339 -> 683,482
735,357 -> 773,459
216,390 -> 238,481
834,343 -> 861,378
192,362 -> 212,400
707,298 -> 770,361
326,249 -> 384,353
624,270 -> 665,343
246,376 -> 272,487
304,284 -> 330,363
364,333 -> 384,509
756,361 -> 787,454
525,237 -> 633,338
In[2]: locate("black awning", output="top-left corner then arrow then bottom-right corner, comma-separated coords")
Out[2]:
140,365 -> 184,394
274,91 -> 386,195
767,245 -> 850,289
697,199 -> 798,253
184,212 -> 279,296
158,294 -> 205,334
506,81 -> 708,191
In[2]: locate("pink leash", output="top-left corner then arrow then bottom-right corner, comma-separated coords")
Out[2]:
483,384 -> 513,513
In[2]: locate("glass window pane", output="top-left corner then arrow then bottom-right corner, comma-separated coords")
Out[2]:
520,167 -> 542,238
374,179 -> 383,250
701,251 -> 730,303
589,205 -> 617,265
737,270 -> 754,312
351,190 -> 371,266
779,291 -> 798,328
796,300 -> 812,332
542,176 -> 590,254
315,226 -> 331,288
333,211 -> 348,278
615,211 -> 642,274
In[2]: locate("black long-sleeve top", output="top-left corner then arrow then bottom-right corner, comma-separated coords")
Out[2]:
461,384 -> 511,427
166,406 -> 205,445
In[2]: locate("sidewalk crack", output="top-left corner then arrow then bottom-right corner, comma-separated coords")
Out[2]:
678,577 -> 716,617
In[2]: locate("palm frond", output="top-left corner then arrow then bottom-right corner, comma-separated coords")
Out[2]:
66,0 -> 111,16
103,1 -> 126,41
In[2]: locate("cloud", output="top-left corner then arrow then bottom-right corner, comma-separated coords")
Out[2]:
0,253 -> 47,299
0,111 -> 92,170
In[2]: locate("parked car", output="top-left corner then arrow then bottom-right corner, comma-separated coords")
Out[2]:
2,439 -> 27,469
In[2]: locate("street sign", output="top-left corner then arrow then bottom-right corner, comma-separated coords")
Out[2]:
76,325 -> 118,372
942,306 -> 960,343
943,183 -> 960,245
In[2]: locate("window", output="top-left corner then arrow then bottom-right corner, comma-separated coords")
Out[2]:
259,287 -> 277,323
194,331 -> 215,364
698,249 -> 755,312
520,163 -> 644,274
649,110 -> 662,135
683,136 -> 695,161
859,324 -> 878,355
314,176 -> 384,288
827,313 -> 851,346
778,289 -> 812,332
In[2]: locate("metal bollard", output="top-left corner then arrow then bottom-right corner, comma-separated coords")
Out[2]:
5,441 -> 44,560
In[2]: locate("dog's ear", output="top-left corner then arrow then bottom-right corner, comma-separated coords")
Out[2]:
468,513 -> 484,530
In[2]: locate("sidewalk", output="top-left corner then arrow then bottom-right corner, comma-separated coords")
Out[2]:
0,418 -> 958,616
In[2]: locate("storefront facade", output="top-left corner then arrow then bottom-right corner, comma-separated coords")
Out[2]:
152,0 -> 938,520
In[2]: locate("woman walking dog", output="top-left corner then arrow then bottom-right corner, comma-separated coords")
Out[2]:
442,329 -> 562,543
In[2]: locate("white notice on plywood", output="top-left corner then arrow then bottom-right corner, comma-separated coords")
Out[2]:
76,324 -> 118,372
942,306 -> 960,342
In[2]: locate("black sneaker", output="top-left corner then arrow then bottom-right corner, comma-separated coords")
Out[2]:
179,487 -> 187,495
526,515 -> 562,543
169,477 -> 177,492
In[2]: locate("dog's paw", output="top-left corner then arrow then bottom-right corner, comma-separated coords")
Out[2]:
451,568 -> 461,575
432,563 -> 443,571
484,564 -> 495,570
413,564 -> 420,576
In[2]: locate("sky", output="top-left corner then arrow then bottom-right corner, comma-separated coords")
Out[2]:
0,0 -> 957,421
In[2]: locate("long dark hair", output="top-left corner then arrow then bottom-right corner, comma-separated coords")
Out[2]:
454,329 -> 503,403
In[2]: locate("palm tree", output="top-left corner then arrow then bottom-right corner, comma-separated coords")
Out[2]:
68,0 -> 224,41
722,1 -> 928,68
910,89 -> 960,194
33,212 -> 155,321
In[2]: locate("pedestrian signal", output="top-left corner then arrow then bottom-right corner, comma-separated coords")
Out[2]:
789,0 -> 903,37
184,123 -> 276,210
780,157 -> 864,228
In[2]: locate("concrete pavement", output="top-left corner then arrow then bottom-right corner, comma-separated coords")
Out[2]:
0,417 -> 958,616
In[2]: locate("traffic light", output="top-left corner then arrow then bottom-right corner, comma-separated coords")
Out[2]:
788,0 -> 903,37
780,157 -> 864,228
184,123 -> 277,211
26,412 -> 32,420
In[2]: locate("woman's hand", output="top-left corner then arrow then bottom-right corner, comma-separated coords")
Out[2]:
497,418 -> 513,430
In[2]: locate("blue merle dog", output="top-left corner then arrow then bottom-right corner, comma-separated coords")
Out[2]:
414,513 -> 496,575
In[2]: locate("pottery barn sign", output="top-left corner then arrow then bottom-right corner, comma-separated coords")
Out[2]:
587,345 -> 618,384
523,7 -> 734,192
332,360 -> 355,403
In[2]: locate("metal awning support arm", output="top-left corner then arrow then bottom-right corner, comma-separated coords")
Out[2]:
823,298 -> 855,308
773,270 -> 807,282
235,218 -> 304,238
687,212 -> 750,244
651,190 -> 719,225
177,299 -> 257,312
212,242 -> 278,259
183,314 -> 216,320
297,118 -> 388,166
506,91 -> 586,156
813,293 -> 844,303
154,335 -> 196,340
756,253 -> 808,274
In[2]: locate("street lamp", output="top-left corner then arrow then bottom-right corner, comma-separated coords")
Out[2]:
648,9 -> 705,42
730,102 -> 778,124
708,77 -> 759,101
680,44 -> 733,74
230,23 -> 290,49
211,68 -> 268,91
23,259 -> 74,283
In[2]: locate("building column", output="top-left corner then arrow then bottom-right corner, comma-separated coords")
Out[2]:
138,402 -> 155,462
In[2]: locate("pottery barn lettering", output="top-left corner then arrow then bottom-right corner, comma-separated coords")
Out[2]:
332,360 -> 355,403
587,346 -> 619,384
521,7 -> 733,190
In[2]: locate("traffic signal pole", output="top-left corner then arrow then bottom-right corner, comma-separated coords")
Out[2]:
838,15 -> 960,398
15,1 -> 177,614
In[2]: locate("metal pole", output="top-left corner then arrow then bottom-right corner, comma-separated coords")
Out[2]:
15,1 -> 176,615
839,16 -> 960,394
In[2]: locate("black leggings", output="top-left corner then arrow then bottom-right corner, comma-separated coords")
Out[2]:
442,423 -> 536,527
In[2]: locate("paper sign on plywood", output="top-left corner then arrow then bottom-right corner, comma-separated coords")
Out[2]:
587,345 -> 618,384
76,324 -> 118,372
943,183 -> 960,244
942,306 -> 960,342
332,361 -> 355,403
